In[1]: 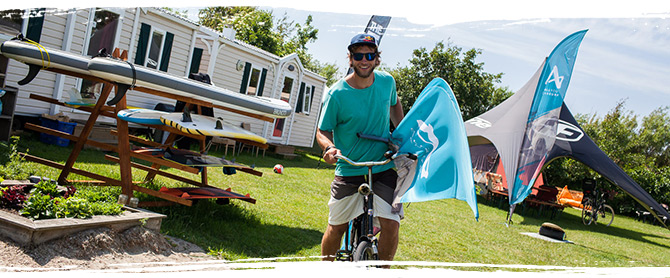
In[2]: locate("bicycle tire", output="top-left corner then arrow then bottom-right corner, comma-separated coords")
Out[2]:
599,204 -> 615,227
582,198 -> 594,225
353,240 -> 378,262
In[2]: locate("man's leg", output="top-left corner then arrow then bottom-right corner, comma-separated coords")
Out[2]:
321,223 -> 348,261
377,217 -> 399,261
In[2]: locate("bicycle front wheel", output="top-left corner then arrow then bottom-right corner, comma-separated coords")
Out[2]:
353,240 -> 378,262
582,198 -> 594,225
599,204 -> 615,227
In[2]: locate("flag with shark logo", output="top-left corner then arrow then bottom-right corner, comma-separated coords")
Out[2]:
390,78 -> 479,219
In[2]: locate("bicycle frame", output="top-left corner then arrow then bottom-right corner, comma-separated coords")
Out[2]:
331,133 -> 415,261
334,154 -> 387,261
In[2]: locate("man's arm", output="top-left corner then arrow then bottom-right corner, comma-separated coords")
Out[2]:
390,97 -> 404,128
317,129 -> 340,164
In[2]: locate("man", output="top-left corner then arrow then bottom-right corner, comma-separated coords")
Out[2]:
317,33 -> 404,261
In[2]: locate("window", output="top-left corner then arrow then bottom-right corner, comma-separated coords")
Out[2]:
81,9 -> 120,98
294,82 -> 314,114
145,29 -> 165,69
239,62 -> 267,96
135,23 -> 173,71
246,68 -> 261,96
302,85 -> 312,115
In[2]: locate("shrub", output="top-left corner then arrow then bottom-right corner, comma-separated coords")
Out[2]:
0,184 -> 29,210
19,182 -> 123,220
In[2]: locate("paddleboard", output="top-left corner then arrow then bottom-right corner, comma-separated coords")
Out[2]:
87,57 -> 293,119
117,108 -> 167,125
160,112 -> 267,144
0,39 -> 93,85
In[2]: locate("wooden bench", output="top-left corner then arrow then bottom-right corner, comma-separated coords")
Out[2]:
269,143 -> 297,159
523,198 -> 566,219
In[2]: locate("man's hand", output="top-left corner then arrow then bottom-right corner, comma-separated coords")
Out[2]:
323,146 -> 341,165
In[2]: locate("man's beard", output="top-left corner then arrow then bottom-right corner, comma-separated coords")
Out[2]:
352,63 -> 375,78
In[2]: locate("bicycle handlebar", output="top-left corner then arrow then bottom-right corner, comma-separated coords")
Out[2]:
335,152 -> 415,167
335,154 -> 392,167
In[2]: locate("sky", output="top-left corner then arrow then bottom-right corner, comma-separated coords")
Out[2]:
180,1 -> 669,119
3,0 -> 669,118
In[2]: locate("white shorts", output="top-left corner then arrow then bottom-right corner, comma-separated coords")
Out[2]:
328,194 -> 400,226
327,169 -> 402,226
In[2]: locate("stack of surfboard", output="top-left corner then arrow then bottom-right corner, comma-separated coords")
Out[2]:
117,108 -> 267,144
1,39 -> 292,122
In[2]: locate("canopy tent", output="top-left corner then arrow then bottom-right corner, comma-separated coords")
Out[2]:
470,144 -> 546,193
465,30 -> 670,226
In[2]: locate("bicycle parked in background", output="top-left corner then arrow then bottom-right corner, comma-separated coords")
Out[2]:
581,187 -> 615,226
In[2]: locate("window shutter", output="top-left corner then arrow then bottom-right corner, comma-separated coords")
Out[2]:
159,32 -> 174,72
26,8 -> 45,43
257,68 -> 267,96
239,62 -> 251,94
189,47 -> 203,74
295,82 -> 305,113
134,23 -> 151,65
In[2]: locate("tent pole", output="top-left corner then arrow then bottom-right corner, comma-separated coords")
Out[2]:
506,204 -> 516,227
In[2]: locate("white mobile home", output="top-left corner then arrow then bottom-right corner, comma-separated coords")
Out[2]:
0,7 -> 326,148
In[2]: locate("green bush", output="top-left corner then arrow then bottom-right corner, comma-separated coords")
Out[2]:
19,182 -> 123,220
20,192 -> 55,220
53,197 -> 93,219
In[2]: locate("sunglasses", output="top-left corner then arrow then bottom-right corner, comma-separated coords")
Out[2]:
351,52 -> 377,61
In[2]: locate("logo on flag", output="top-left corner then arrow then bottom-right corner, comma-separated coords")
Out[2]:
545,65 -> 565,89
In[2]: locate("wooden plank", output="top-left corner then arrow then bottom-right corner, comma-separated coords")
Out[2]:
25,122 -> 200,174
22,153 -> 121,186
105,155 -> 208,188
131,184 -> 192,206
138,201 -> 175,207
116,94 -> 133,197
57,83 -> 114,185
144,132 -> 180,182
29,94 -> 116,118
110,130 -> 163,148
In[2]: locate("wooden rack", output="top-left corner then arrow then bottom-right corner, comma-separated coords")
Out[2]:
23,49 -> 268,207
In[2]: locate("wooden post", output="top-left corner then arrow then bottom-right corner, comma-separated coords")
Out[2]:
57,83 -> 113,184
115,91 -> 133,197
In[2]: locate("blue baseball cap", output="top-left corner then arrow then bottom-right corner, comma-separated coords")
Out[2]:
348,34 -> 377,51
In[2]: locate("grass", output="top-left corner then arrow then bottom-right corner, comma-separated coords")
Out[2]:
14,132 -> 670,267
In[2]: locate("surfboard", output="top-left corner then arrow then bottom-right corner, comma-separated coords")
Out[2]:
160,112 -> 267,144
117,108 -> 167,125
0,39 -> 93,85
87,57 -> 293,119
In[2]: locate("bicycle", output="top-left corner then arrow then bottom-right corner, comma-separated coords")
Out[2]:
333,134 -> 415,262
581,188 -> 615,226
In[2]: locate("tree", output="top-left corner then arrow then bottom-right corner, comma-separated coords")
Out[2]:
198,7 -> 340,85
387,41 -> 513,120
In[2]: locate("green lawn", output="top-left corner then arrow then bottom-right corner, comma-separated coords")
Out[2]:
15,133 -> 670,267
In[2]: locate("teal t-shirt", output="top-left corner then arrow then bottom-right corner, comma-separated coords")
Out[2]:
318,71 -> 397,177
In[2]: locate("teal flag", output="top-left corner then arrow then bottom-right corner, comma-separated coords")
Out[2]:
510,30 -> 587,205
391,78 -> 478,219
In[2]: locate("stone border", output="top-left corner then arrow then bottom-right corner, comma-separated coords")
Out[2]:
0,206 -> 166,245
